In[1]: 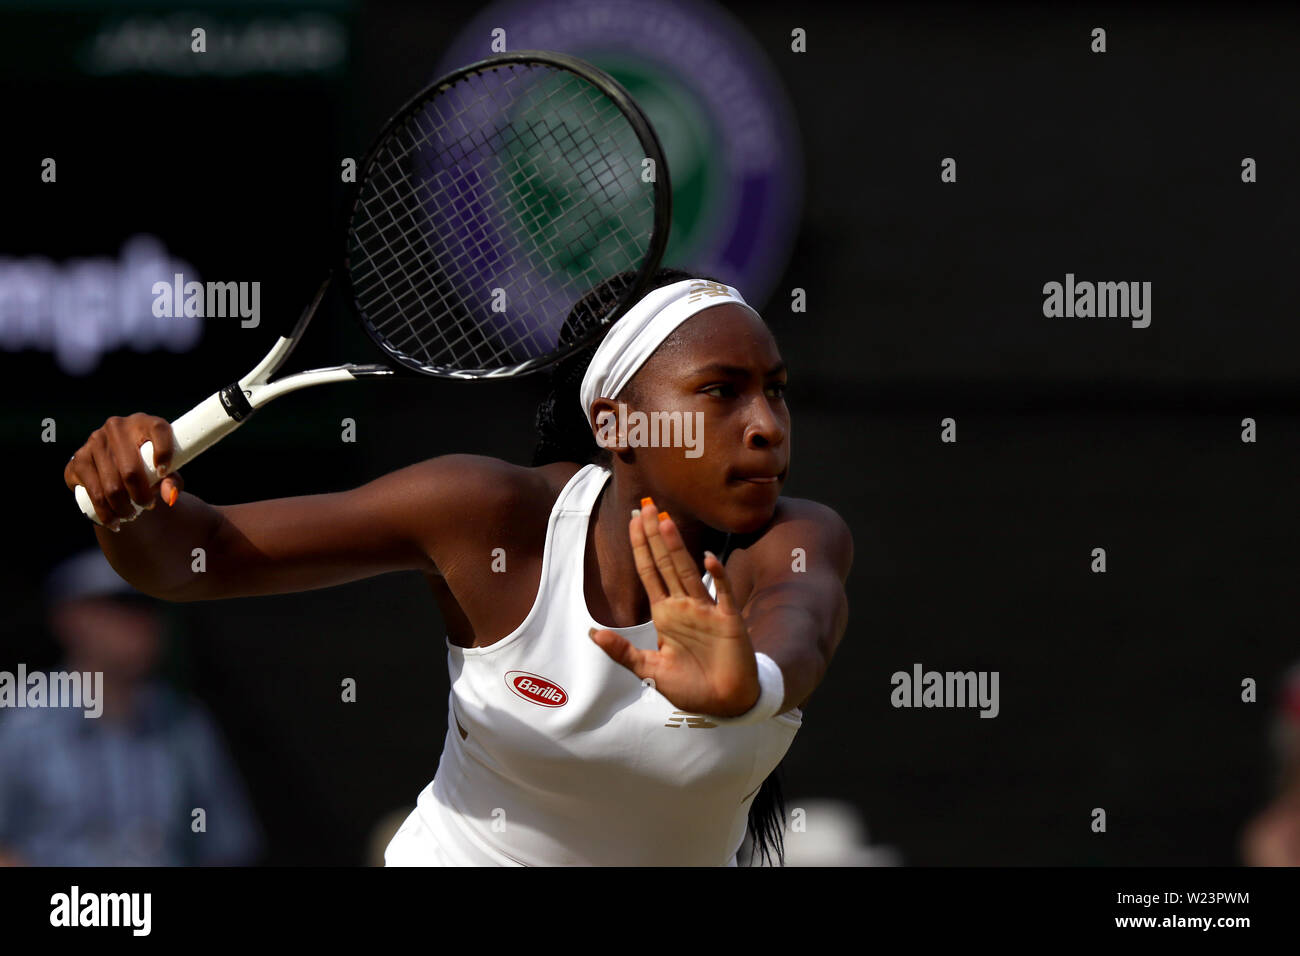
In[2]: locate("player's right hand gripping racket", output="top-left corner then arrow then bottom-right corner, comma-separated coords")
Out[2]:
74,49 -> 672,524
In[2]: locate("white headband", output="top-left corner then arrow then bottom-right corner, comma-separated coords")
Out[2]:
578,278 -> 760,423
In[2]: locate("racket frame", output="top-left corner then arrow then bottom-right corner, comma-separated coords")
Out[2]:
340,49 -> 673,380
74,49 -> 671,526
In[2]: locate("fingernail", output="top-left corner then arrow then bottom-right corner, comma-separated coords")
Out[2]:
166,486 -> 178,507
704,550 -> 716,561
631,509 -> 640,519
640,496 -> 654,508
658,511 -> 669,522
587,627 -> 596,638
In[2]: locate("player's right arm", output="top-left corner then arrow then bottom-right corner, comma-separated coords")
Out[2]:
64,412 -> 529,602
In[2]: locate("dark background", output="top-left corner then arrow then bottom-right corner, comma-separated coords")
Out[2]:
2,0 -> 1297,865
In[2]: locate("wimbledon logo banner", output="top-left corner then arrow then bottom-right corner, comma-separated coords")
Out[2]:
434,0 -> 802,338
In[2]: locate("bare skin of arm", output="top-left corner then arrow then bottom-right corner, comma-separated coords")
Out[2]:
64,413 -> 552,604
725,498 -> 853,713
66,414 -> 849,716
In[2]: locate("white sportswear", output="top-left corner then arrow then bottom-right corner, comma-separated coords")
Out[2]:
384,463 -> 802,866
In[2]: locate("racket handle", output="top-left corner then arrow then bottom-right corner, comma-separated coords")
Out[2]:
74,389 -> 250,525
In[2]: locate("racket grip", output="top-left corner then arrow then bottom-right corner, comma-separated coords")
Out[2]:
74,389 -> 250,525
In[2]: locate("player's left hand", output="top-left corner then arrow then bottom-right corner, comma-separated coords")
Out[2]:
589,498 -> 760,717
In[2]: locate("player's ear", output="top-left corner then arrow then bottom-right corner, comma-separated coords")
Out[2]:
590,397 -> 628,453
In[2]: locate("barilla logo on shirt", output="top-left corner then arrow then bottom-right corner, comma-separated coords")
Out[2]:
505,671 -> 568,707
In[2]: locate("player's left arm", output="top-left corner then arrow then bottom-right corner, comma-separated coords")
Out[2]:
741,499 -> 853,712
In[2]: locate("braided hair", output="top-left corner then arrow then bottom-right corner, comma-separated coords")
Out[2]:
532,267 -> 789,867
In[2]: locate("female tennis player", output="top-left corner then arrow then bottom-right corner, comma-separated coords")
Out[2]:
65,268 -> 853,866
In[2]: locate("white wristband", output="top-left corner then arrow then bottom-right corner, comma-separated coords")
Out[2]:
706,652 -> 786,725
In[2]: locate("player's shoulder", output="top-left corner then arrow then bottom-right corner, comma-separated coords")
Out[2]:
735,496 -> 853,577
770,497 -> 852,547
772,496 -> 850,532
375,455 -> 574,568
393,453 -> 581,520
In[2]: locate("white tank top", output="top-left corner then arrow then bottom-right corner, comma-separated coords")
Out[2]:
401,463 -> 802,865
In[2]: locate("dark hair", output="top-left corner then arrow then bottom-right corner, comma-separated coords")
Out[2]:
745,760 -> 788,867
533,267 -> 789,866
532,266 -> 698,469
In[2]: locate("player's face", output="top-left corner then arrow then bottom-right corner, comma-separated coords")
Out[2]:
619,304 -> 790,534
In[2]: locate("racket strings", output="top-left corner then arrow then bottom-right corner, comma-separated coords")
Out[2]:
355,120 -> 500,365
363,94 -> 649,368
361,86 -> 642,364
356,124 -> 552,367
347,60 -> 659,375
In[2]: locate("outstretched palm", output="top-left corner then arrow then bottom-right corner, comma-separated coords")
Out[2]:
589,499 -> 759,717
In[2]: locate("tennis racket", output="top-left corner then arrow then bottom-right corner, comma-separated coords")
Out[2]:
74,49 -> 672,524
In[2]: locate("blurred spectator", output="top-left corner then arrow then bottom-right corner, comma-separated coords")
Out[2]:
739,797 -> 900,866
1240,662 -> 1300,866
0,548 -> 263,866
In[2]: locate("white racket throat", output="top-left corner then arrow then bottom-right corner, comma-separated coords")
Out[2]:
74,278 -> 392,526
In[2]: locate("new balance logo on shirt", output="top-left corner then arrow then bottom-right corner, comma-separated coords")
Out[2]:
665,711 -> 717,729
